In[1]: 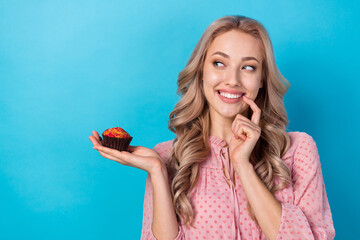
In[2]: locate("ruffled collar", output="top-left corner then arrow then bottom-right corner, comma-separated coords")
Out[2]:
209,135 -> 228,148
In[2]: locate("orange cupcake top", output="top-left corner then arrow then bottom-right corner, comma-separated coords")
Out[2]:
102,127 -> 131,138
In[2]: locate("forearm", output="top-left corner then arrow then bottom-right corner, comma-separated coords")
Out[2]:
150,165 -> 179,240
234,162 -> 281,240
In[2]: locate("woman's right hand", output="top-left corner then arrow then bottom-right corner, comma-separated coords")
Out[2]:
89,131 -> 165,175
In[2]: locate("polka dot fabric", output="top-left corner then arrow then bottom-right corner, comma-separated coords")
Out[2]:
140,132 -> 335,240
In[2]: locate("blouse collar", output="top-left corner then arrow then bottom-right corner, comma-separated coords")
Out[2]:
209,135 -> 228,148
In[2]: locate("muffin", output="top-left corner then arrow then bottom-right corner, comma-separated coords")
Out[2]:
100,127 -> 133,151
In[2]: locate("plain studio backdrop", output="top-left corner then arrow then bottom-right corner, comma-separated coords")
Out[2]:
1,0 -> 359,239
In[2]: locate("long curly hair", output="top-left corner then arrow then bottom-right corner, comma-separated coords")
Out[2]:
167,15 -> 292,226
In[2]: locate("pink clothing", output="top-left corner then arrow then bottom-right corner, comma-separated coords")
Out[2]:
141,131 -> 335,240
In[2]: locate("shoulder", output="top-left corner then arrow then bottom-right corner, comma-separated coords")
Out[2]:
287,131 -> 317,149
284,131 -> 318,155
283,131 -> 320,168
152,139 -> 174,164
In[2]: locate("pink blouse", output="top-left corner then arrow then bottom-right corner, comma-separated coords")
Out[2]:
140,131 -> 335,240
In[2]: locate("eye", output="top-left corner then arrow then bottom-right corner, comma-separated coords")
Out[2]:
243,65 -> 256,71
213,61 -> 225,67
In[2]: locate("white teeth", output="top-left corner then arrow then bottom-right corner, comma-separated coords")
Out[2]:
219,91 -> 243,99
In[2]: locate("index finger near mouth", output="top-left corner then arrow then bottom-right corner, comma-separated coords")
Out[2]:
244,97 -> 261,125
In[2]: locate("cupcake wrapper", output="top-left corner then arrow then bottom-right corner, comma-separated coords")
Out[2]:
100,134 -> 133,151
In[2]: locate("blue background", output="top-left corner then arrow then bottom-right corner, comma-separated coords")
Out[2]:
1,0 -> 359,239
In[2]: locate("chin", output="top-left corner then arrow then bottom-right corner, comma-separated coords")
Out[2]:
220,110 -> 242,119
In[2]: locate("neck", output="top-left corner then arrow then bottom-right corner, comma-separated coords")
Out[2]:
209,109 -> 249,145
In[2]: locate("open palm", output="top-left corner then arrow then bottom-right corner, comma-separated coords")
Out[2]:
89,131 -> 164,174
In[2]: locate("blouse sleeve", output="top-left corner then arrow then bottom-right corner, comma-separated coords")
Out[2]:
140,143 -> 185,240
276,133 -> 335,240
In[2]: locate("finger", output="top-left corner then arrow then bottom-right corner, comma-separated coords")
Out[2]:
237,124 -> 254,140
97,148 -> 148,170
232,117 -> 245,140
232,113 -> 253,134
97,150 -> 127,164
234,114 -> 262,137
233,119 -> 259,140
89,136 -> 100,146
231,114 -> 243,138
92,131 -> 100,141
232,116 -> 254,133
92,131 -> 103,144
94,145 -> 132,162
233,124 -> 245,141
232,119 -> 242,140
243,96 -> 261,125
97,149 -> 121,161
238,124 -> 252,140
89,136 -> 102,147
235,124 -> 247,141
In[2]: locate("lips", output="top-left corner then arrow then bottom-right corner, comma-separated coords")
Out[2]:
216,90 -> 245,103
217,90 -> 245,99
217,89 -> 244,95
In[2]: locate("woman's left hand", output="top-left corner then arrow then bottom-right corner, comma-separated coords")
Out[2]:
229,96 -> 262,166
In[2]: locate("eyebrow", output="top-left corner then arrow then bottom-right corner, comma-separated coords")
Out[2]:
211,51 -> 259,63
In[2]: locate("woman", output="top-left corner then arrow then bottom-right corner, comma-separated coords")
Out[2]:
89,16 -> 335,240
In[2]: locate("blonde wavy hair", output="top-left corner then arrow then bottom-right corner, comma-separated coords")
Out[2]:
167,15 -> 292,227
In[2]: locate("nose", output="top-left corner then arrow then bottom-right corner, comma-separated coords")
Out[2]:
225,66 -> 241,87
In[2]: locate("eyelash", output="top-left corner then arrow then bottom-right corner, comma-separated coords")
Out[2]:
213,61 -> 256,71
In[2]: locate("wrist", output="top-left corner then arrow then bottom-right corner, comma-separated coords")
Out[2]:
234,161 -> 254,176
149,163 -> 172,195
149,161 -> 169,180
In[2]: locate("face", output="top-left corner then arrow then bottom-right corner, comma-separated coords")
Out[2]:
202,30 -> 263,120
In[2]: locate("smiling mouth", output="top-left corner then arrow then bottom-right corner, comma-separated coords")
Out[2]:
217,90 -> 245,99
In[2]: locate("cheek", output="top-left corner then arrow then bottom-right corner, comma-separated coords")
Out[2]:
202,79 -> 217,103
203,68 -> 222,87
241,74 -> 262,90
202,80 -> 213,99
203,64 -> 220,79
244,81 -> 259,90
